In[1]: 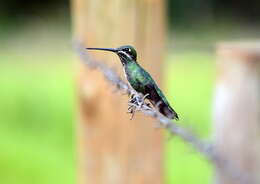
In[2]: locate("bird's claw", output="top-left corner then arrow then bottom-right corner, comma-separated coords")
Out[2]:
142,93 -> 149,101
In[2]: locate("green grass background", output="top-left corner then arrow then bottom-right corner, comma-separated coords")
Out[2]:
164,52 -> 215,184
0,21 -> 217,184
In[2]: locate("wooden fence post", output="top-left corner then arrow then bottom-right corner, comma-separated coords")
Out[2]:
71,0 -> 165,184
213,43 -> 260,184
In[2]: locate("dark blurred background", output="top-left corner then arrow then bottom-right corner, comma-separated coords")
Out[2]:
168,0 -> 260,25
0,0 -> 259,184
1,0 -> 260,25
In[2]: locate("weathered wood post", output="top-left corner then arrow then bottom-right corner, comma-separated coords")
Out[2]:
71,0 -> 165,183
213,42 -> 260,184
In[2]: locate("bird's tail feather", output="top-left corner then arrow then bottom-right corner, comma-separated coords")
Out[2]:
158,102 -> 179,120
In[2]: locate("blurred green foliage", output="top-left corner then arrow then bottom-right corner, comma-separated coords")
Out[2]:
0,56 -> 75,184
164,51 -> 215,184
0,21 -> 75,184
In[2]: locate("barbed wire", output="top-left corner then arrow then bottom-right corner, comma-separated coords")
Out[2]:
73,41 -> 251,184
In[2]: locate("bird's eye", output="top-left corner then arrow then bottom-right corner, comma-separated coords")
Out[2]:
123,48 -> 131,53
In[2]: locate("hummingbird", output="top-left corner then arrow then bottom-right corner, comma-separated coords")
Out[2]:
86,45 -> 179,120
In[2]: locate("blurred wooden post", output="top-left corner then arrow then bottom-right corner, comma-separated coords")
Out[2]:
213,43 -> 260,184
72,0 -> 165,184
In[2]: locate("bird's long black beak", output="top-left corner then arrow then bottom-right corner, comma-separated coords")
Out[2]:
86,48 -> 117,53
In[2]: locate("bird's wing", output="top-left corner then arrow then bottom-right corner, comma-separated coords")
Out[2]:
137,68 -> 179,120
144,82 -> 179,120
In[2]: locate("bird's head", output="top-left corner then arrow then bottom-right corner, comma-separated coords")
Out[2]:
86,45 -> 137,65
116,45 -> 137,62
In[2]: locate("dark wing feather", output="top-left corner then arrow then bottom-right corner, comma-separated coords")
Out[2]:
144,83 -> 179,120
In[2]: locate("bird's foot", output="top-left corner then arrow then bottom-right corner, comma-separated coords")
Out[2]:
127,93 -> 151,120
